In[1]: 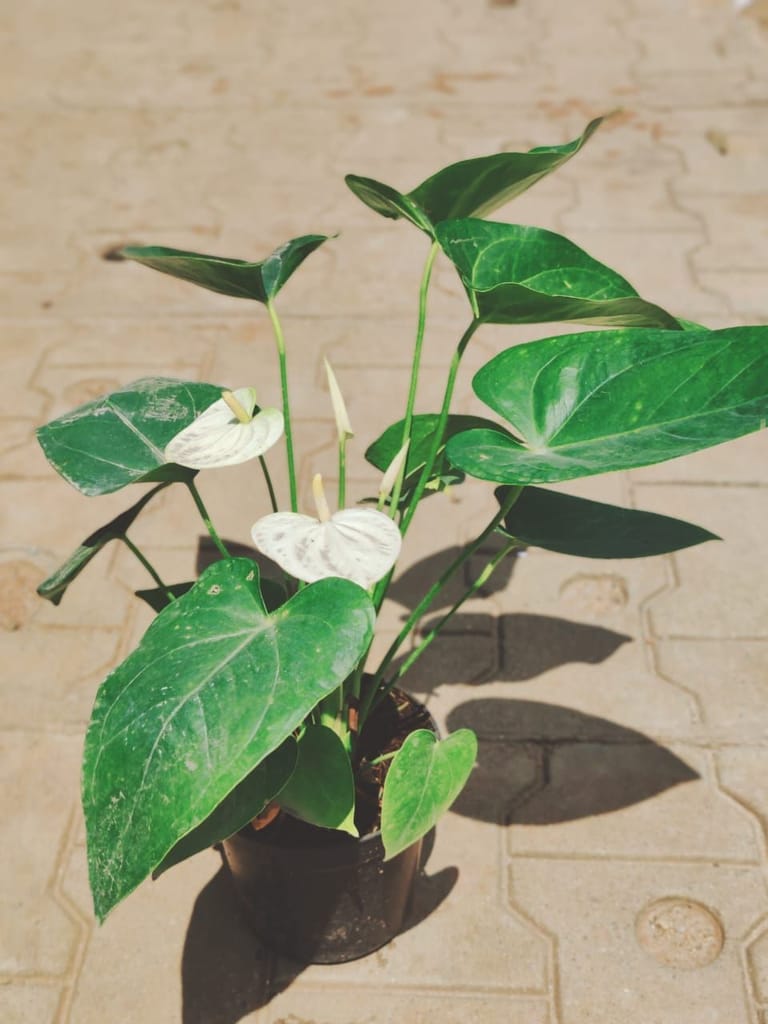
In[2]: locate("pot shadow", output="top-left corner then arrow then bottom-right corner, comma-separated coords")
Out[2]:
445,698 -> 699,825
181,836 -> 455,1024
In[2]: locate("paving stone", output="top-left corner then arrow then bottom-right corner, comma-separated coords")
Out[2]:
510,858 -> 765,1024
654,641 -> 768,743
639,486 -> 768,639
0,732 -> 82,976
1,984 -> 61,1024
506,743 -> 759,862
263,989 -> 549,1024
0,625 -> 121,729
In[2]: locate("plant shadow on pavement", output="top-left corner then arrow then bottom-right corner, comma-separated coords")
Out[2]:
180,832 -> 455,1024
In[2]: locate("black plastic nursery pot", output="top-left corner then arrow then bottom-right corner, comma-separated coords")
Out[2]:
222,688 -> 434,964
222,817 -> 422,964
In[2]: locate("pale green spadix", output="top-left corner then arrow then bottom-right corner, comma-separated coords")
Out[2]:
165,387 -> 284,469
251,474 -> 402,588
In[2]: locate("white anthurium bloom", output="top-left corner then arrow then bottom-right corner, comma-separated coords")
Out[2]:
251,474 -> 402,588
165,387 -> 284,469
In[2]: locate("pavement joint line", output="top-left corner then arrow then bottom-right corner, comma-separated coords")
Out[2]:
507,851 -> 761,866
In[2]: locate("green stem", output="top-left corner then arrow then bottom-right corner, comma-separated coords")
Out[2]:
266,299 -> 298,512
388,240 -> 439,517
371,317 -> 481,615
120,535 -> 175,602
388,537 -> 519,690
186,479 -> 230,559
359,486 -> 522,731
259,455 -> 279,513
400,317 -> 480,537
338,437 -> 347,509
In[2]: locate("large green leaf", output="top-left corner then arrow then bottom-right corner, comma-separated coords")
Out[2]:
278,725 -> 357,836
121,235 -> 329,303
436,219 -> 680,328
447,326 -> 768,485
37,378 -> 222,496
365,414 -> 500,499
345,117 -> 602,235
496,486 -> 719,558
37,482 -> 170,605
381,729 -> 477,860
153,738 -> 297,878
83,558 -> 374,921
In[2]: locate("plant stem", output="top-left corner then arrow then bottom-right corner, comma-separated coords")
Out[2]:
387,537 -> 519,690
186,479 -> 230,558
358,486 -> 522,731
388,240 -> 439,517
120,535 -> 175,601
400,317 -> 480,537
338,437 -> 347,509
259,455 -> 279,513
266,298 -> 298,512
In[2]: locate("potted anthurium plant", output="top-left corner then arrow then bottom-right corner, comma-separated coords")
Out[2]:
37,115 -> 768,963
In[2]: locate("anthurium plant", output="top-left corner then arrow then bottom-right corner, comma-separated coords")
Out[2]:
37,116 -> 768,924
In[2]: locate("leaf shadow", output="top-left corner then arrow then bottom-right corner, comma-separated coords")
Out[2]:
387,539 -> 520,615
181,836 -> 455,1023
445,698 -> 699,825
391,611 -> 631,694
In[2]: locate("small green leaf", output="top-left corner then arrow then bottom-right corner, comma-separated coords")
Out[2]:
153,738 -> 297,877
278,725 -> 358,836
83,558 -> 374,921
381,729 -> 477,860
436,219 -> 679,328
497,486 -> 719,558
346,117 -> 602,235
365,414 -> 501,499
37,378 -> 222,496
447,326 -> 768,485
38,483 -> 169,605
121,235 -> 329,303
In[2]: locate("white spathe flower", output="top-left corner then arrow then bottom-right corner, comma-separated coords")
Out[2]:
165,387 -> 284,469
251,474 -> 402,588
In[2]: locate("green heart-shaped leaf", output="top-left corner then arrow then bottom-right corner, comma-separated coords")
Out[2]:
346,117 -> 602,235
83,558 -> 374,921
436,219 -> 679,328
381,728 -> 477,860
497,486 -> 719,558
37,377 -> 223,496
365,414 -> 501,499
278,725 -> 357,836
447,326 -> 768,485
37,483 -> 170,605
121,234 -> 329,303
153,738 -> 297,878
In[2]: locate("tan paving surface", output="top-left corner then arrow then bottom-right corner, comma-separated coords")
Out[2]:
2,1 -> 768,1021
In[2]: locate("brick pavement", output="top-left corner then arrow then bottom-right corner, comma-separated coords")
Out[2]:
2,1 -> 768,1021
